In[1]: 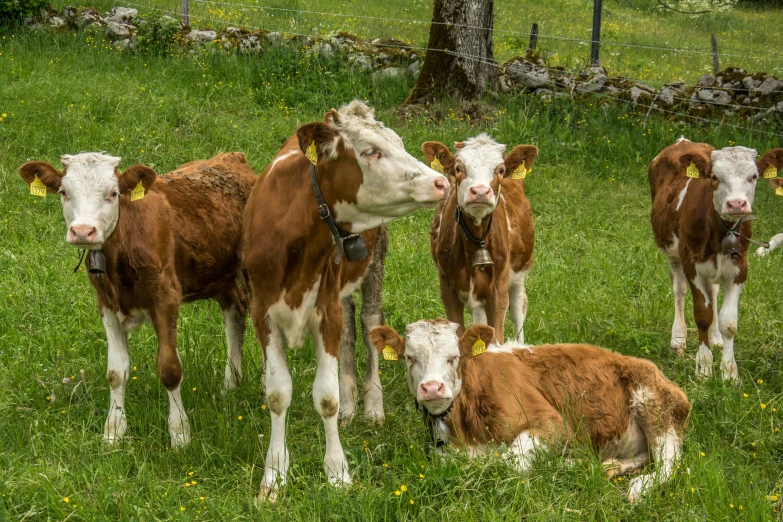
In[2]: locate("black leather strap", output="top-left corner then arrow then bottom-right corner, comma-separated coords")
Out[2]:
455,205 -> 493,249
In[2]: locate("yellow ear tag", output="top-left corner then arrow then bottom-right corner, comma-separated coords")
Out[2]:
30,175 -> 47,197
764,165 -> 778,179
776,186 -> 783,197
130,181 -> 145,202
686,162 -> 700,179
430,157 -> 444,174
305,141 -> 318,165
382,346 -> 398,361
471,338 -> 486,357
511,161 -> 528,180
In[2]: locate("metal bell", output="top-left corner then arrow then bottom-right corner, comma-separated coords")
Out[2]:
88,250 -> 106,275
343,234 -> 369,263
472,247 -> 494,268
721,234 -> 739,258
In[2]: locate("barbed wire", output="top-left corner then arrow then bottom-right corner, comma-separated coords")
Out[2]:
116,1 -> 783,137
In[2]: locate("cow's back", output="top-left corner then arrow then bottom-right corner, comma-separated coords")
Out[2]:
153,153 -> 257,300
649,141 -> 714,251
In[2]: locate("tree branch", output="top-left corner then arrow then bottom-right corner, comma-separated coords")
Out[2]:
657,0 -> 712,14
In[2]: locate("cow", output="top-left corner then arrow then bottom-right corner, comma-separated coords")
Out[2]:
242,100 -> 449,501
649,138 -> 783,381
755,177 -> 783,257
369,320 -> 690,502
19,152 -> 256,447
422,134 -> 537,343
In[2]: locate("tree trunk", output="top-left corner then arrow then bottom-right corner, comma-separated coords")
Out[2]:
405,0 -> 495,104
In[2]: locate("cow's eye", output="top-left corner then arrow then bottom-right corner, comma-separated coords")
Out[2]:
58,189 -> 67,198
498,167 -> 505,176
404,355 -> 416,364
447,356 -> 458,365
711,175 -> 718,182
111,191 -> 119,198
751,174 -> 758,181
362,148 -> 379,158
455,165 -> 462,173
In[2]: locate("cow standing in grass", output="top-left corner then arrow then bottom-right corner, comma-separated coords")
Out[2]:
242,101 -> 449,501
649,138 -> 783,381
19,152 -> 256,447
370,320 -> 690,502
423,134 -> 537,343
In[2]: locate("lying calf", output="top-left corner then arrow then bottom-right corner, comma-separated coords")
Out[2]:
756,177 -> 783,257
370,320 -> 690,501
20,152 -> 256,447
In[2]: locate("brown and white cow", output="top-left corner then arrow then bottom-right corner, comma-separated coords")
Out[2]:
242,101 -> 449,500
19,152 -> 256,447
370,320 -> 690,502
423,134 -> 537,343
755,177 -> 783,257
650,138 -> 783,381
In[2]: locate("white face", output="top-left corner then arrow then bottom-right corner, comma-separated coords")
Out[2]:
402,320 -> 462,415
711,146 -> 759,222
454,134 -> 506,222
328,102 -> 449,232
58,153 -> 123,249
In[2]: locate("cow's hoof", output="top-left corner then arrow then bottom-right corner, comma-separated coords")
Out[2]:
756,246 -> 768,257
257,485 -> 278,503
670,338 -> 686,354
338,407 -> 356,427
720,361 -> 740,385
363,408 -> 385,425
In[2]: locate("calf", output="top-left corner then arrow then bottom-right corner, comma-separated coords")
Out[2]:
755,177 -> 783,257
423,134 -> 537,343
370,320 -> 690,502
242,101 -> 449,501
19,152 -> 256,447
649,138 -> 783,381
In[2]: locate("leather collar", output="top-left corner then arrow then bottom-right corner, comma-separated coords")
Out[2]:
714,210 -> 768,259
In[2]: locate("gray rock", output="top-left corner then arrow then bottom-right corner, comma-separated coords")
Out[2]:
307,42 -> 333,58
408,61 -> 420,78
76,11 -> 105,28
506,60 -> 549,89
378,52 -> 390,65
348,53 -> 372,71
266,32 -> 283,46
665,81 -> 687,93
373,67 -> 405,81
742,76 -> 761,91
225,26 -> 242,38
106,21 -> 132,40
656,86 -> 678,106
239,35 -> 261,54
49,16 -> 66,28
371,38 -> 382,45
633,83 -> 655,93
498,75 -> 512,93
582,64 -> 606,77
61,5 -> 77,21
576,73 -> 606,94
630,85 -> 655,103
187,30 -> 217,43
106,7 -> 137,24
410,53 -> 417,62
756,76 -> 783,96
697,88 -> 732,105
114,38 -> 134,51
697,74 -> 716,87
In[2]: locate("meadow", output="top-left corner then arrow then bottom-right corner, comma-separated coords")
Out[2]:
1,13 -> 783,521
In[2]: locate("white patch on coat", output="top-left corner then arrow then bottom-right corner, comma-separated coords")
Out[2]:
454,134 -> 506,223
505,431 -> 540,472
58,153 -> 123,248
267,276 -> 322,349
676,179 -> 691,211
267,149 -> 299,175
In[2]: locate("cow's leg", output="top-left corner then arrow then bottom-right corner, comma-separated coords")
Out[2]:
756,232 -> 783,257
718,282 -> 743,384
151,305 -> 190,448
603,452 -> 650,480
360,257 -> 385,423
102,309 -> 130,443
313,302 -> 351,487
221,303 -> 245,390
440,278 -> 466,335
688,278 -> 714,379
667,257 -> 688,353
708,284 -> 722,348
508,269 -> 529,343
627,427 -> 682,502
484,291 -> 508,343
258,324 -> 291,503
504,430 -> 543,473
338,294 -> 358,425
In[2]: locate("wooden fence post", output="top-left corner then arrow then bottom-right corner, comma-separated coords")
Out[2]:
180,0 -> 190,28
528,23 -> 538,51
711,34 -> 719,75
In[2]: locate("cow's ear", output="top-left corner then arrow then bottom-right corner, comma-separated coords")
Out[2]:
504,145 -> 539,179
118,165 -> 157,196
757,148 -> 783,181
369,326 -> 405,361
297,122 -> 338,164
458,324 -> 495,358
679,151 -> 710,179
18,161 -> 64,194
421,141 -> 455,179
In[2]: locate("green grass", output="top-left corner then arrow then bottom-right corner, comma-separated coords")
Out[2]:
1,24 -> 783,520
53,0 -> 783,86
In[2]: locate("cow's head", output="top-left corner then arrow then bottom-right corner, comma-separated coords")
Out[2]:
759,149 -> 783,198
19,153 -> 157,249
295,101 -> 449,232
422,134 -> 538,223
680,146 -> 783,222
370,320 -> 494,415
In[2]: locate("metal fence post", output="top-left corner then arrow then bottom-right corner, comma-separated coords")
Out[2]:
180,0 -> 190,28
528,23 -> 539,51
590,0 -> 603,64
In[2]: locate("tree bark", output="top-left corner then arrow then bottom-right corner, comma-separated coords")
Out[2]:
405,0 -> 495,104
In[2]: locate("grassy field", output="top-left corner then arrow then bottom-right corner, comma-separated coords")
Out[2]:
1,22 -> 783,521
53,0 -> 783,86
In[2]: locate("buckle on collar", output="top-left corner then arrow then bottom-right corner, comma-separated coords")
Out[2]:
317,203 -> 331,220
